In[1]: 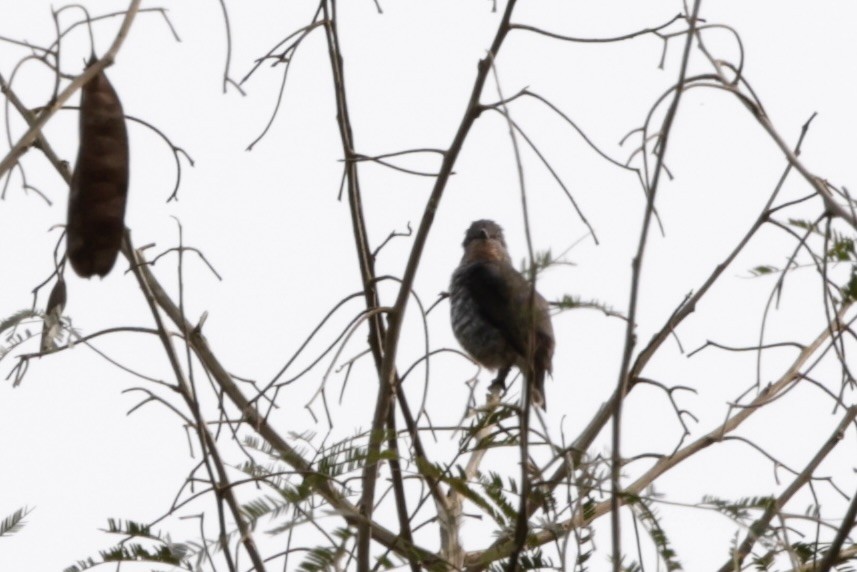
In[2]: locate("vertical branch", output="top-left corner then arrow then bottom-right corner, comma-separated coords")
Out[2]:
384,408 -> 420,572
526,110 -> 818,527
487,55 -> 535,571
320,2 -> 384,351
445,400 -> 500,568
213,0 -> 238,93
366,0 -> 519,562
609,2 -> 701,568
319,3 -> 443,569
320,0 -> 522,567
319,2 -> 398,569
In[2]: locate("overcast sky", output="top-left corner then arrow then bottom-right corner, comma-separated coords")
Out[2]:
2,1 -> 856,570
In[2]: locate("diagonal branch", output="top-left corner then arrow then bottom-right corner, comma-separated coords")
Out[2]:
527,106 -> 819,528
694,31 -> 857,231
0,0 -> 142,180
124,235 -> 264,572
0,72 -> 72,182
812,484 -> 857,572
715,406 -> 857,572
323,1 -> 523,567
120,238 -> 445,569
464,302 -> 852,570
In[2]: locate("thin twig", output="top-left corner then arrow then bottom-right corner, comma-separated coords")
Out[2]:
715,407 -> 857,572
609,3 -> 701,568
0,0 -> 143,180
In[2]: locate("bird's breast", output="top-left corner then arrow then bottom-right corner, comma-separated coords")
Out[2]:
449,268 -> 516,370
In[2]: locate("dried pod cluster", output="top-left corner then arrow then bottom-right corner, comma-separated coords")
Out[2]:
66,66 -> 129,278
40,277 -> 67,352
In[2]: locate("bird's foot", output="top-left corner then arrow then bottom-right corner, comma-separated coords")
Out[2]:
488,378 -> 506,395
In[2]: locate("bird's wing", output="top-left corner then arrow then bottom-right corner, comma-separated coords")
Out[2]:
463,260 -> 556,409
461,261 -> 534,357
464,261 -> 555,371
508,272 -> 555,375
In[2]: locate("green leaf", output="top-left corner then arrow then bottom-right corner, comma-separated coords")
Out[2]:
748,265 -> 778,277
64,518 -> 190,572
0,506 -> 32,537
827,237 -> 855,262
787,218 -> 821,234
64,542 -> 190,572
842,266 -> 857,303
630,493 -> 683,571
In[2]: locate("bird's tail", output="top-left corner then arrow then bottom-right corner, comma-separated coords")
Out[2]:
530,367 -> 547,411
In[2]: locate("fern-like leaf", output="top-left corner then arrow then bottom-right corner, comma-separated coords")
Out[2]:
0,506 -> 32,537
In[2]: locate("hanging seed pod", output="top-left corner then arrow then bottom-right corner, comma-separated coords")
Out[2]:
66,64 -> 129,278
40,277 -> 67,352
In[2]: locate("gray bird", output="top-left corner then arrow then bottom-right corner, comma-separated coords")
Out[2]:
450,220 -> 555,409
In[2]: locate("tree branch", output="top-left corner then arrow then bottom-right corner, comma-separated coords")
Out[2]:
119,238 -> 445,569
716,406 -> 857,572
464,303 -> 851,570
609,3 -> 701,567
0,0 -> 142,180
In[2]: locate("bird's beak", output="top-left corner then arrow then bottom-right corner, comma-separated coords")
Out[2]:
479,228 -> 490,240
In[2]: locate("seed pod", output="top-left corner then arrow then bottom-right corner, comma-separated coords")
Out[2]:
40,277 -> 67,352
67,65 -> 129,278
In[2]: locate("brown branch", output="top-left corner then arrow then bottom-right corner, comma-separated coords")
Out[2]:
694,30 -> 857,231
488,53 -> 534,572
384,409 -> 420,572
318,1 -> 406,568
362,4 -> 521,568
124,236 -> 262,572
816,484 -> 857,572
715,406 -> 857,572
0,72 -> 72,182
526,88 -> 819,535
464,303 -> 851,570
609,2 -> 701,567
120,237 -> 445,569
509,14 -> 683,44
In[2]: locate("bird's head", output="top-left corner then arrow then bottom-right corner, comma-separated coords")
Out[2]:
461,219 -> 511,264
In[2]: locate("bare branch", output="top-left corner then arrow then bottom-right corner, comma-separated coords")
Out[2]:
0,0 -> 143,180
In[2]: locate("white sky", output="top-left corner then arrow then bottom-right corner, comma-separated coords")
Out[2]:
1,1 -> 856,570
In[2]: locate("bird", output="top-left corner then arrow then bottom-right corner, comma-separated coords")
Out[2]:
449,220 -> 555,409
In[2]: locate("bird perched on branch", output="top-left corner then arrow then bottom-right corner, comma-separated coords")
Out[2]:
450,220 -> 555,409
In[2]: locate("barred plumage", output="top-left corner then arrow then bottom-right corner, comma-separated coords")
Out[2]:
449,220 -> 555,409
